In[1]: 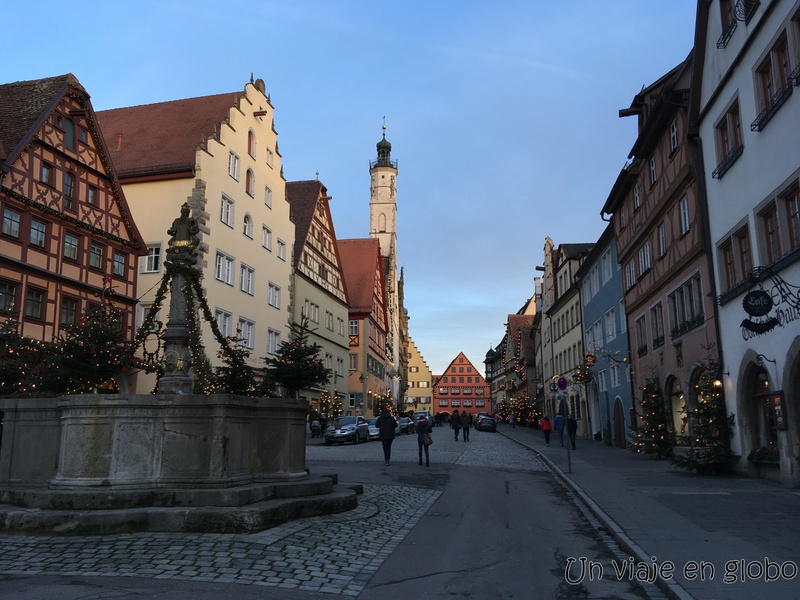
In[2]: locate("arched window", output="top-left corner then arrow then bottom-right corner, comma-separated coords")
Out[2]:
243,214 -> 253,238
247,130 -> 256,158
245,169 -> 255,197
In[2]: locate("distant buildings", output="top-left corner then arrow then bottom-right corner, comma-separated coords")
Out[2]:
433,352 -> 490,418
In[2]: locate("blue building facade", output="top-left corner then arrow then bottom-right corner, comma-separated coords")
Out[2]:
576,224 -> 634,447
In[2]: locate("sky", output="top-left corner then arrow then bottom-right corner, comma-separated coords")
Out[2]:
5,0 -> 699,376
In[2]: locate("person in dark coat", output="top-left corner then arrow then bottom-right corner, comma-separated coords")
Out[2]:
540,416 -> 552,446
450,410 -> 461,441
553,413 -> 566,447
376,409 -> 397,465
460,410 -> 471,441
567,414 -> 578,450
416,416 -> 432,466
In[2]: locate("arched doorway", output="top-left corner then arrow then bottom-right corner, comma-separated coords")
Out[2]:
613,397 -> 626,448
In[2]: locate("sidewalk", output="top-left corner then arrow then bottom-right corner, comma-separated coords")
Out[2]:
498,424 -> 800,600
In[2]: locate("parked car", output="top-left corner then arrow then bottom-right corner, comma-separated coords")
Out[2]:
397,417 -> 416,434
475,416 -> 497,432
325,415 -> 370,445
413,410 -> 432,425
367,418 -> 381,440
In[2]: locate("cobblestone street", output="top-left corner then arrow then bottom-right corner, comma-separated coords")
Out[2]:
0,431 -> 539,596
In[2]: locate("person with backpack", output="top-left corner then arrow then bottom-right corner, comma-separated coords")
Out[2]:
450,410 -> 462,441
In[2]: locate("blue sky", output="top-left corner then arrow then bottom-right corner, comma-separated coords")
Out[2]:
6,1 -> 698,376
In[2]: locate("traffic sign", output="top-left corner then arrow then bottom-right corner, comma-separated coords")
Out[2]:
557,376 -> 568,391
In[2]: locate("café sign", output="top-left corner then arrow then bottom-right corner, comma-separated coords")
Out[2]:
742,289 -> 773,317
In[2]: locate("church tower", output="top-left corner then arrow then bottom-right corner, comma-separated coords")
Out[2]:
369,124 -> 403,405
369,125 -> 397,259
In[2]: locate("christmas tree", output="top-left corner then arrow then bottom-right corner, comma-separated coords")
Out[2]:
0,310 -> 48,395
212,329 -> 258,396
633,376 -> 672,458
671,358 -> 735,474
261,318 -> 331,399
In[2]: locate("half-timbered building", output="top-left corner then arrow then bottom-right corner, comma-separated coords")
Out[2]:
286,179 -> 350,410
338,238 -> 388,417
0,74 -> 146,391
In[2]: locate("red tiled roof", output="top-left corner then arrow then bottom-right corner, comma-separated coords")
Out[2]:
338,238 -> 381,313
0,74 -> 83,162
96,91 -> 244,177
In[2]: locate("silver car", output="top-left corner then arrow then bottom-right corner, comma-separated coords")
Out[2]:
325,415 -> 370,445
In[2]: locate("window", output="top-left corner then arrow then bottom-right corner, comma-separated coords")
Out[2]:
214,251 -> 234,285
590,267 -> 599,299
214,309 -> 232,337
245,169 -> 255,197
349,320 -> 359,336
142,244 -> 162,273
240,264 -> 255,295
719,226 -> 752,291
761,204 -> 782,264
267,328 -> 281,355
237,318 -> 255,349
658,222 -> 667,257
668,273 -> 704,339
307,302 -> 319,323
610,363 -> 620,388
713,100 -> 742,178
0,282 -> 18,312
262,225 -> 272,250
264,185 -> 273,208
635,316 -> 648,357
637,241 -> 651,274
64,118 -> 75,150
633,184 -> 640,210
752,35 -> 793,131
89,243 -> 104,270
242,214 -> 253,239
598,370 -> 608,392
624,260 -> 636,290
86,185 -> 97,206
228,151 -> 240,180
786,188 -> 800,252
277,239 -> 286,261
349,353 -> 358,370
336,357 -> 344,379
619,205 -> 626,229
669,119 -> 679,152
265,147 -> 274,168
268,282 -> 281,308
41,163 -> 53,186
649,157 -> 657,185
30,219 -> 46,248
25,288 -> 44,320
325,311 -> 334,331
601,250 -> 612,283
338,317 -> 345,336
679,196 -> 690,235
63,233 -> 79,260
619,300 -> 627,334
650,302 -> 665,349
60,297 -> 78,326
247,130 -> 256,158
112,251 -> 126,277
2,208 -> 21,238
220,195 -> 235,227
604,309 -> 616,342
63,173 -> 75,209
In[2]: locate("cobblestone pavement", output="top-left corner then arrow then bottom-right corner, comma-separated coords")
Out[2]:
0,431 -> 542,596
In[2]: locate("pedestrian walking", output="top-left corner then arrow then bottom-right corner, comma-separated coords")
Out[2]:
553,413 -> 566,447
376,409 -> 397,465
540,416 -> 552,446
510,413 -> 516,428
567,414 -> 578,450
450,410 -> 462,441
460,410 -> 470,441
416,415 -> 432,466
